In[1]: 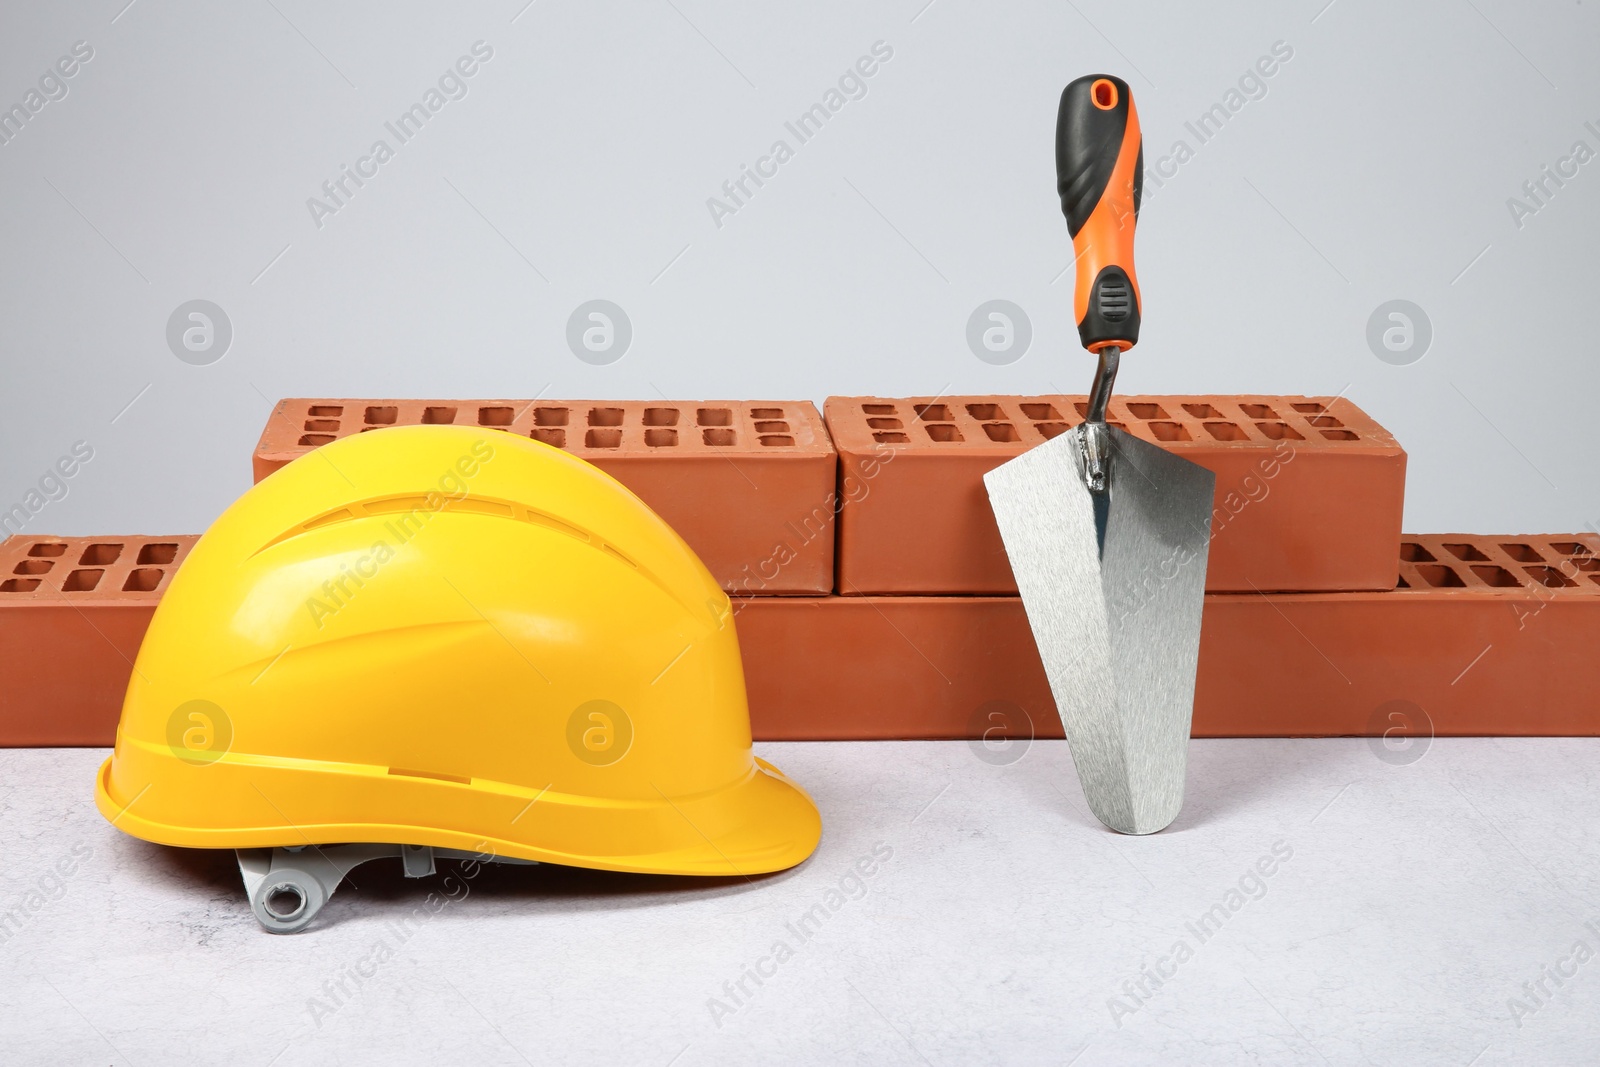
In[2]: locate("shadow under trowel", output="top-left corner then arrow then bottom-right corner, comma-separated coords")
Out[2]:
1162,736 -> 1372,832
1016,735 -> 1373,835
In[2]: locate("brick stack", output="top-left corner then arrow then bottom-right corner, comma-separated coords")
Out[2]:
3,394 -> 1596,746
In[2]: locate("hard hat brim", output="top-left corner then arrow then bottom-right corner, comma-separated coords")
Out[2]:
95,753 -> 821,878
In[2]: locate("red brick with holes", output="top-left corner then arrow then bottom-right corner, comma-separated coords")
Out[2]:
254,399 -> 837,594
825,395 -> 1407,594
8,534 -> 1597,744
735,535 -> 1600,739
0,535 -> 196,746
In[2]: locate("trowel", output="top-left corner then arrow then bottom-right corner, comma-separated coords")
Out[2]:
984,75 -> 1215,835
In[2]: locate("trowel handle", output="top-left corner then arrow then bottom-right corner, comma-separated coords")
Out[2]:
1057,74 -> 1143,353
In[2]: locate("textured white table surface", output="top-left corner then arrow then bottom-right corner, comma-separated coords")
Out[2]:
3,739 -> 1599,1066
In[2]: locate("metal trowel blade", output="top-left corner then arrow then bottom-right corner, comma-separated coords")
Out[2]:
983,425 -> 1215,835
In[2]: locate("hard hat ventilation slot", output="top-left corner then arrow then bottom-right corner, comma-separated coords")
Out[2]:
304,508 -> 354,529
388,767 -> 473,785
261,496 -> 592,553
602,544 -> 638,569
524,510 -> 590,542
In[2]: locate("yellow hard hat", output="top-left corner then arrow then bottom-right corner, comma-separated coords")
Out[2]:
96,424 -> 820,931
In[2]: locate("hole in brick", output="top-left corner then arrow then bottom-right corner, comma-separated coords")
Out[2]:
862,404 -> 897,416
967,404 -> 1005,421
1256,422 -> 1303,441
1471,565 -> 1521,587
644,428 -> 678,447
478,406 -> 515,427
867,418 -> 903,430
1021,403 -> 1061,420
914,404 -> 952,422
754,421 -> 790,433
1204,422 -> 1248,442
925,424 -> 963,443
308,405 -> 343,417
1183,403 -> 1220,418
1444,543 -> 1489,562
1309,415 -> 1344,428
1321,429 -> 1359,441
750,408 -> 785,419
1415,564 -> 1464,588
422,406 -> 457,425
1107,421 -> 1127,431
1400,543 -> 1435,562
1126,403 -> 1168,420
588,407 -> 625,427
1570,557 -> 1600,572
1396,575 -> 1411,589
62,569 -> 104,591
1240,403 -> 1278,419
1,578 -> 40,592
983,423 -> 1020,442
27,542 -> 67,557
1552,541 -> 1591,555
299,434 -> 336,446
359,427 -> 385,433
1292,402 -> 1327,414
138,543 -> 178,565
1149,422 -> 1192,442
365,406 -> 398,425
13,560 -> 52,575
534,407 -> 568,427
1525,566 -> 1575,588
873,432 -> 910,443
530,428 -> 566,447
759,435 -> 795,446
1501,543 -> 1542,562
1036,422 -> 1070,440
303,419 -> 339,432
697,408 -> 732,427
702,428 -> 736,446
79,544 -> 122,566
585,429 -> 622,448
643,407 -> 679,426
123,569 -> 163,592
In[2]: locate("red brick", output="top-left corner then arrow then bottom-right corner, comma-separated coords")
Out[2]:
0,535 -> 196,746
255,399 -> 836,594
14,534 -> 1596,746
736,535 -> 1600,739
826,395 -> 1406,594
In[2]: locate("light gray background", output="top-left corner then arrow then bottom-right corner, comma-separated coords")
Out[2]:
1,1 -> 1596,537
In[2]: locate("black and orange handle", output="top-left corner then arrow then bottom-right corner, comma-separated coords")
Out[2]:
1057,74 -> 1143,352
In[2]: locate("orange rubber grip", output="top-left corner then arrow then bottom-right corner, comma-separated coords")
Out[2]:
1057,75 -> 1143,352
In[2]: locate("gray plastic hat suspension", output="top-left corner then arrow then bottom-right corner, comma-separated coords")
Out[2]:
237,844 -> 537,933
